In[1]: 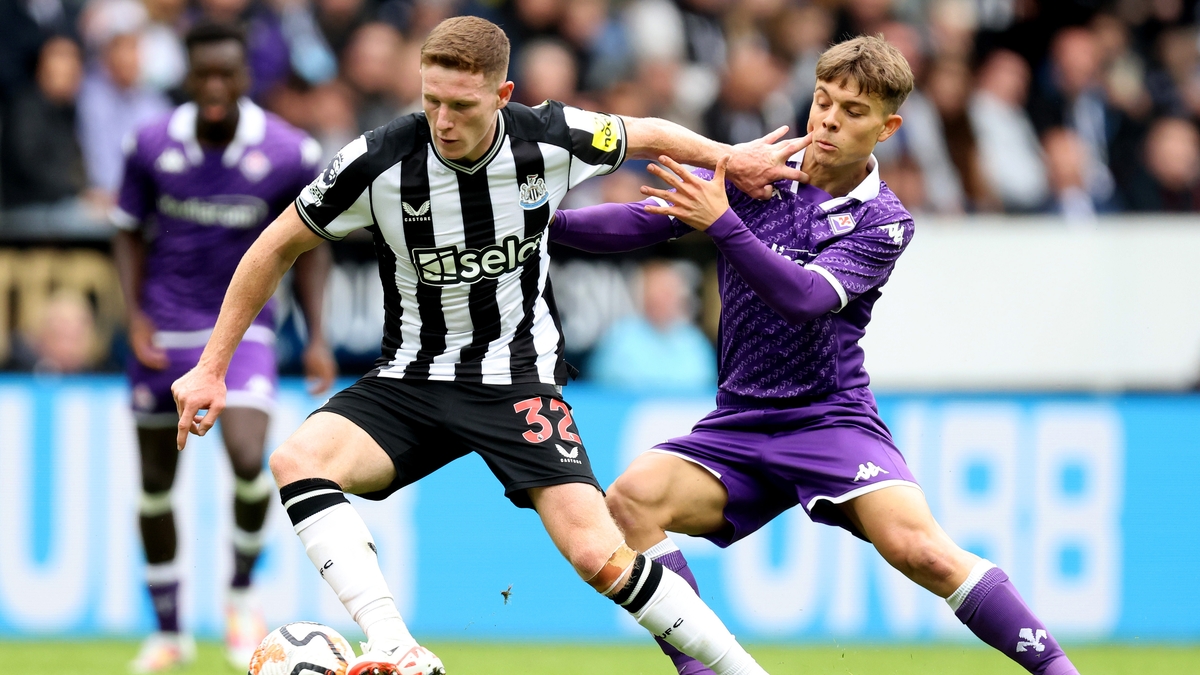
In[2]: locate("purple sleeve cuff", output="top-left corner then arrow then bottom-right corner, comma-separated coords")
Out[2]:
550,201 -> 686,252
706,208 -> 843,323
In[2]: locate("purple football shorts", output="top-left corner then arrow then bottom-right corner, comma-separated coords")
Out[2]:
651,386 -> 920,545
127,324 -> 278,427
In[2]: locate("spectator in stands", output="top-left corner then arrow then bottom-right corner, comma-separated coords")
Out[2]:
926,56 -> 990,209
969,49 -> 1048,212
78,1 -> 171,208
1030,26 -> 1118,209
590,261 -> 716,393
1127,116 -> 1200,211
341,21 -> 404,131
514,38 -> 579,108
139,0 -> 189,93
1043,127 -> 1097,225
14,289 -> 99,374
874,21 -> 965,214
0,36 -> 107,238
558,0 -> 629,94
704,40 -> 793,145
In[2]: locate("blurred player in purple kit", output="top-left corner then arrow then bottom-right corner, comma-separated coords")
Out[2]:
111,22 -> 336,673
553,36 -> 1081,675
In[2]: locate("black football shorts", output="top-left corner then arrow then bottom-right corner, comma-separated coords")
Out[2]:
315,376 -> 601,508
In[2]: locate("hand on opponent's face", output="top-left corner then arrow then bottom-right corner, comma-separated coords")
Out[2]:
641,155 -> 733,232
725,126 -> 812,199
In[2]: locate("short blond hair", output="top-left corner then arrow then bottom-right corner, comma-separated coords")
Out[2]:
815,35 -> 914,115
421,16 -> 510,83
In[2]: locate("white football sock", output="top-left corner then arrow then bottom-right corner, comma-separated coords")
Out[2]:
618,557 -> 767,675
285,483 -> 415,649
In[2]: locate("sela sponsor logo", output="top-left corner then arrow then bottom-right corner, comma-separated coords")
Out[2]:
240,149 -> 272,182
156,147 -> 188,174
402,200 -> 432,220
519,174 -> 549,209
1016,628 -> 1047,653
157,194 -> 268,228
853,461 -> 890,482
556,443 -> 582,464
881,221 -> 906,245
411,232 -> 543,285
827,213 -> 856,234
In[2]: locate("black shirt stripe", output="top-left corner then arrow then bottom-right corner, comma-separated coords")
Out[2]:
454,165 -> 503,381
399,146 -> 445,380
507,137 -> 549,378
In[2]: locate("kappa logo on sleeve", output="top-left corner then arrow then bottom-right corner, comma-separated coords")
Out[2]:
592,115 -> 618,152
827,213 -> 856,234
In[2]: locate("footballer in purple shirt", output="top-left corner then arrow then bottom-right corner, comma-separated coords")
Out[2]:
111,22 -> 335,673
553,36 -> 1080,675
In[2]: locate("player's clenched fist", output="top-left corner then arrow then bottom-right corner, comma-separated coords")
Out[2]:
641,155 -> 733,232
171,366 -> 227,451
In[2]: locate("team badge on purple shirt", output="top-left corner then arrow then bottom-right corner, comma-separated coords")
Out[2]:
827,213 -> 856,234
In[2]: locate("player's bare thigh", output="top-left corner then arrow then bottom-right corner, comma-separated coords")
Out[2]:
837,484 -> 977,596
607,452 -> 729,549
268,411 -> 396,494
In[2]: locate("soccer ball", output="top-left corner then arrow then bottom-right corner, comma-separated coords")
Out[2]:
248,622 -> 356,675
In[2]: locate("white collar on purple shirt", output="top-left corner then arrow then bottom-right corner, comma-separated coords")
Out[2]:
786,147 -> 881,212
167,97 -> 267,169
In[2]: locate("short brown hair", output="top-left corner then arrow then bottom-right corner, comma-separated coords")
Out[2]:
421,16 -> 510,82
815,35 -> 914,115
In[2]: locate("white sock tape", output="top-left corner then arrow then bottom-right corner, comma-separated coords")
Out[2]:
235,472 -> 274,502
139,491 -> 173,517
946,559 -> 997,611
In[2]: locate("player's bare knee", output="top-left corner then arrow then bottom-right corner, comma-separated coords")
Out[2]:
268,440 -> 322,486
607,472 -> 670,531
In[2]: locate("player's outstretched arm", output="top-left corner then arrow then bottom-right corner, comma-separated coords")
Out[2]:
643,156 -> 842,324
621,117 -> 810,199
550,201 -> 686,253
171,204 -> 324,450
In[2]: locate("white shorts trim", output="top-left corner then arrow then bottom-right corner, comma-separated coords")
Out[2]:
224,390 -> 275,414
153,324 -> 276,350
646,448 -> 723,479
804,479 -> 922,513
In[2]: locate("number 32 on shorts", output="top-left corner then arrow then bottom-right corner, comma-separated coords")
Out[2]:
513,397 -> 582,445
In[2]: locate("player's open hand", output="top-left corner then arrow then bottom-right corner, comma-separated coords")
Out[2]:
303,339 -> 337,395
171,366 -> 227,451
129,311 -> 169,370
641,155 -> 731,232
726,126 -> 812,200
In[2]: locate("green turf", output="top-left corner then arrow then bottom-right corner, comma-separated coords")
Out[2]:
2,640 -> 1197,674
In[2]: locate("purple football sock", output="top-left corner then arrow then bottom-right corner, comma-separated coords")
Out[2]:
148,580 -> 180,633
954,566 -> 1079,675
645,540 -> 715,675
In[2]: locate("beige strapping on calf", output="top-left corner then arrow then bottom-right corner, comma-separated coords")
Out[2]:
586,541 -> 638,595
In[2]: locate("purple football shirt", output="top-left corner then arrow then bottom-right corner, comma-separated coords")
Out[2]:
700,150 -> 914,400
113,99 -> 322,331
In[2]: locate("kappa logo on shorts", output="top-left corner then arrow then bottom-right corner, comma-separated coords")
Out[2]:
1016,628 -> 1047,653
853,461 -> 889,482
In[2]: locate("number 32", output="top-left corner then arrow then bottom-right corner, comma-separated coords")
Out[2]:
513,397 -> 582,444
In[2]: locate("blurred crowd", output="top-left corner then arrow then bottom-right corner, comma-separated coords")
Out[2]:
4,0 -> 1200,382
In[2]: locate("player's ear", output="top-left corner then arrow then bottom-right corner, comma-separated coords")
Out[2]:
496,80 -> 515,107
877,113 -> 903,143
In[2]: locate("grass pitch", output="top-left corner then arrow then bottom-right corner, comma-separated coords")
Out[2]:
2,640 -> 1196,674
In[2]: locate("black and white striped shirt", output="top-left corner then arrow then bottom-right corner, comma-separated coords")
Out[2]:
295,101 -> 627,384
